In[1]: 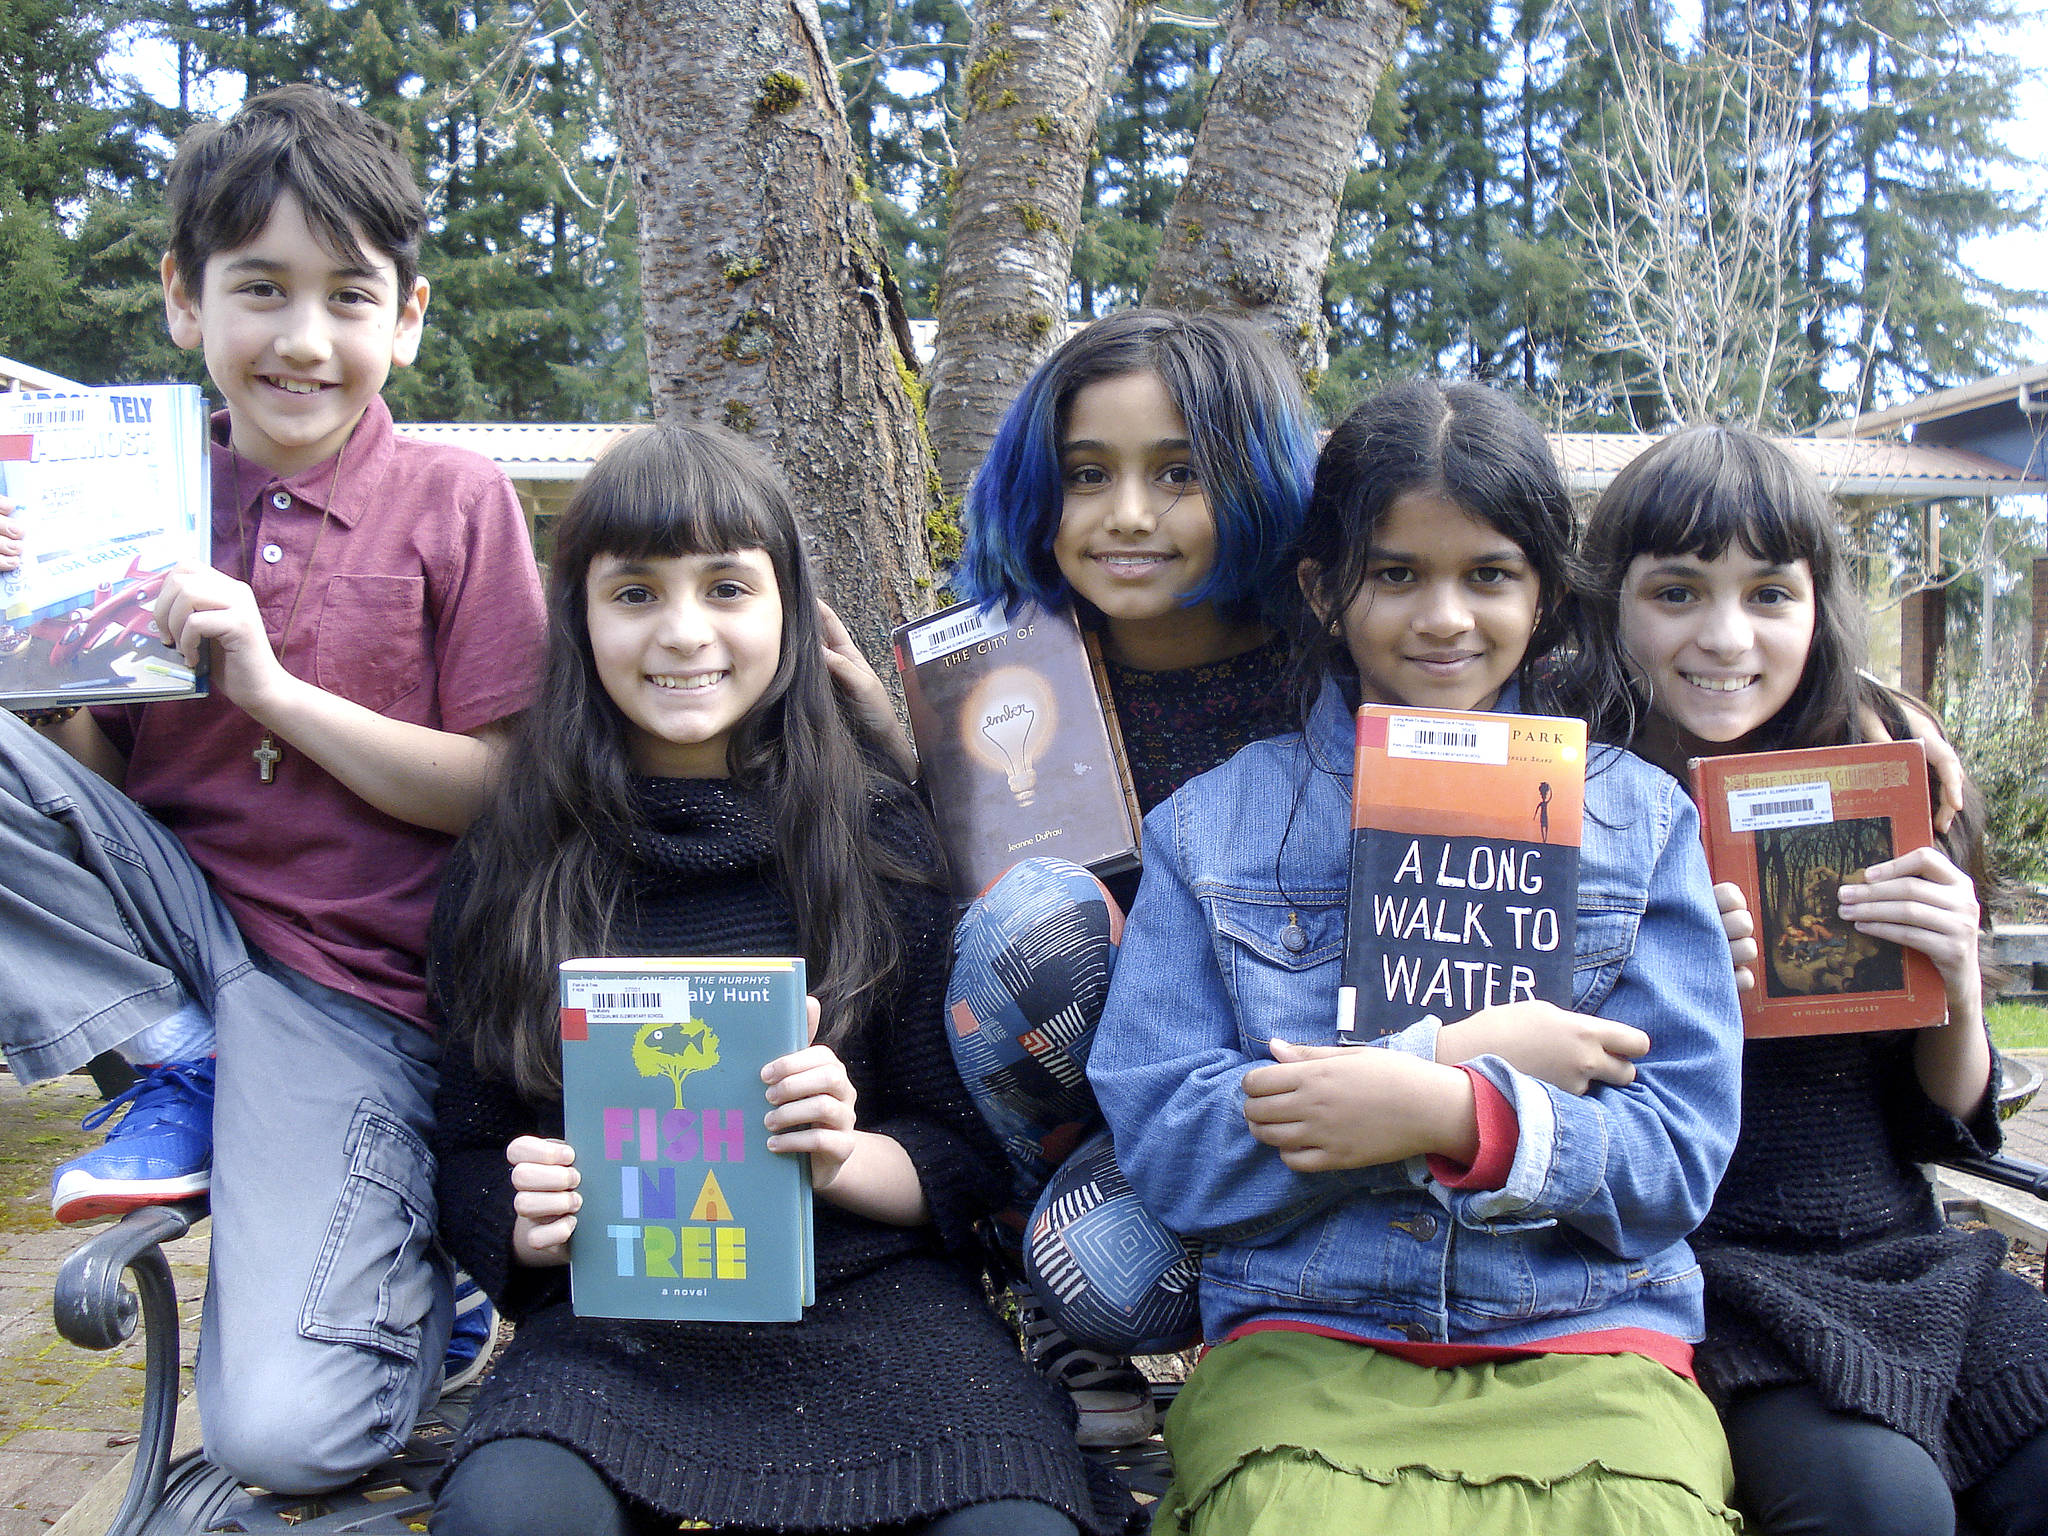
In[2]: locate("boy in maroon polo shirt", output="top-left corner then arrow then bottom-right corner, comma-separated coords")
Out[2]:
0,86 -> 544,1492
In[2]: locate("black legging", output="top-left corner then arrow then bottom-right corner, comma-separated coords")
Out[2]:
1725,1384 -> 2048,1536
432,1436 -> 1083,1536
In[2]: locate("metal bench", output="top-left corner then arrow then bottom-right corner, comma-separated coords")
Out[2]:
52,1056 -> 2041,1534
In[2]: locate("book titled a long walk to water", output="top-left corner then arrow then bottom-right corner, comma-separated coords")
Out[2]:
559,957 -> 814,1322
1338,705 -> 1586,1042
0,383 -> 211,708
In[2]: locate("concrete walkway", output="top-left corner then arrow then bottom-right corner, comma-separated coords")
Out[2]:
4,1055 -> 2048,1532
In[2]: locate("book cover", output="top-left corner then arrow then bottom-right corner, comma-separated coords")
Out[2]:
0,384 -> 211,708
1338,706 -> 1586,1041
1689,740 -> 1944,1037
893,599 -> 1141,902
559,957 -> 814,1322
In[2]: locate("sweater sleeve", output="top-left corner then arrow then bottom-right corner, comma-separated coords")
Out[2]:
428,836 -> 570,1319
852,822 -> 1008,1254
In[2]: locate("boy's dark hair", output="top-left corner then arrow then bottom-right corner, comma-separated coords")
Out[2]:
167,85 -> 425,295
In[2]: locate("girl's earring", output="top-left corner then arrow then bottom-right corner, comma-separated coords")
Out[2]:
1328,618 -> 1342,638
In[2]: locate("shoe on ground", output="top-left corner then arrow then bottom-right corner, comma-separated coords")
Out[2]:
442,1273 -> 497,1396
51,1058 -> 215,1224
1018,1287 -> 1156,1448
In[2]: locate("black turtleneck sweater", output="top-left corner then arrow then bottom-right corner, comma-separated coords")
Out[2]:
1694,1029 -> 2048,1489
429,777 -> 1129,1533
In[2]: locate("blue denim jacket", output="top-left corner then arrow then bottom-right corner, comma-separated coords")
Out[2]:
1088,679 -> 1743,1347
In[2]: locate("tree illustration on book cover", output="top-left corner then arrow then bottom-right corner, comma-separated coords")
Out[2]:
559,958 -> 814,1322
632,1017 -> 721,1108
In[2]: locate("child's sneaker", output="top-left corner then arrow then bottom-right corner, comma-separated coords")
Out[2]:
1017,1287 -> 1156,1448
50,1058 -> 215,1224
441,1272 -> 497,1396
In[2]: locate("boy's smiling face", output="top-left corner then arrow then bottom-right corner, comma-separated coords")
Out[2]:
163,192 -> 429,478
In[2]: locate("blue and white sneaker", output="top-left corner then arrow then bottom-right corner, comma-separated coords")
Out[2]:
51,1058 -> 215,1224
441,1273 -> 497,1396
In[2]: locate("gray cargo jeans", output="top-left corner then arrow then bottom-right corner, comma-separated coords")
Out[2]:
0,713 -> 452,1493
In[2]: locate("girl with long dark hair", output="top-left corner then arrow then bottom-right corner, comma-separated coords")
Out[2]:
1575,423 -> 2048,1536
428,422 -> 1124,1536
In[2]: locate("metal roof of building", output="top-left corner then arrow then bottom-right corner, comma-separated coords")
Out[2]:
399,420 -> 2047,500
1552,431 -> 2046,499
1812,364 -> 2048,439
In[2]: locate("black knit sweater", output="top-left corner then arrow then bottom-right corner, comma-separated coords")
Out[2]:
430,777 -> 1129,1533
1693,1029 -> 2048,1488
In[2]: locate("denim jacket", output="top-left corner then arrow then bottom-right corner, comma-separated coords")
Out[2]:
1088,679 -> 1743,1347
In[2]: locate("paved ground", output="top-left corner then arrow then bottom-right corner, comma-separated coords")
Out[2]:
3,1055 -> 2047,1532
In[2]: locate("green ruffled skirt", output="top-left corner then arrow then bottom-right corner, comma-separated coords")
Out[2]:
1153,1332 -> 1746,1535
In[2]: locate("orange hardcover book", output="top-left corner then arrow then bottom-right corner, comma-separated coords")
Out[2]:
1688,741 -> 1944,1038
1338,705 -> 1586,1042
893,600 -> 1141,903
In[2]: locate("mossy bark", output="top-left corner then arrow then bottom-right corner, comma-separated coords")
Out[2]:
1144,0 -> 1410,381
584,0 -> 936,664
925,0 -> 1145,504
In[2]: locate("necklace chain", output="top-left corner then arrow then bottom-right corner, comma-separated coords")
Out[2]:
228,427 -> 350,782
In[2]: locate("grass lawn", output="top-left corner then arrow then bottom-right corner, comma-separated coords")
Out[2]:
1989,1000 -> 2048,1053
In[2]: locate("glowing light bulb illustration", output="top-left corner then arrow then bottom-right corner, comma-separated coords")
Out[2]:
961,666 -> 1058,807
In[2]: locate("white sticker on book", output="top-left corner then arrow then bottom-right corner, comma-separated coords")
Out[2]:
1726,779 -> 1834,831
1384,714 -> 1511,765
905,603 -> 1010,667
565,975 -> 704,1023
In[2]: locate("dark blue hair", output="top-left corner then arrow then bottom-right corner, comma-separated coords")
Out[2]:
954,308 -> 1318,629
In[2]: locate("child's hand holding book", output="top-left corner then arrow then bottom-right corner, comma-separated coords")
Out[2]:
1243,1039 -> 1479,1173
1435,1001 -> 1648,1095
508,1134 -> 581,1268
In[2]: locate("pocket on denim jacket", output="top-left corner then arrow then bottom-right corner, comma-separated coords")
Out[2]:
1571,901 -> 1643,1011
1210,895 -> 1345,1049
299,1099 -> 439,1363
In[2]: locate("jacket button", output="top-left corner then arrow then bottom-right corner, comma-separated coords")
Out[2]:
1395,1322 -> 1432,1342
1392,1214 -> 1439,1242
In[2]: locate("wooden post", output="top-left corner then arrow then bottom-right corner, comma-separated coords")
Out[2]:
1900,586 -> 1945,704
2033,556 -> 2048,717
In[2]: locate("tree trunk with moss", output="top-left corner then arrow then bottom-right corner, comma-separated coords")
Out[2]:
924,0 -> 1145,505
584,0 -> 936,659
1144,0 -> 1409,383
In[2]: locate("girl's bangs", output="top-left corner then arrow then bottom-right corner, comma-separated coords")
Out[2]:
1613,435 -> 1829,574
568,429 -> 784,569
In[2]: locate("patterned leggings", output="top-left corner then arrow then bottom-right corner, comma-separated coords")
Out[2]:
946,858 -> 1200,1354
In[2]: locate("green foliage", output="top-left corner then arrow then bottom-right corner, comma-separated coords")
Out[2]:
1988,1001 -> 2048,1054
1944,670 -> 2048,892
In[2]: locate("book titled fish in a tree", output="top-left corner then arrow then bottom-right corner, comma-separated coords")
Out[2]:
559,958 -> 814,1322
1689,741 -> 1943,1038
1339,705 -> 1586,1042
1,384 -> 211,709
893,599 -> 1140,902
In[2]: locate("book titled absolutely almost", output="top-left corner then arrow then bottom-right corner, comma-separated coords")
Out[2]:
1338,705 -> 1586,1042
893,599 -> 1141,902
559,957 -> 814,1322
1689,740 -> 1943,1038
0,383 -> 211,709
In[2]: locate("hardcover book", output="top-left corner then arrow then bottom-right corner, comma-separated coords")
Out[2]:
559,957 -> 814,1322
1338,705 -> 1585,1042
893,599 -> 1141,902
0,384 -> 211,708
1688,740 -> 1943,1037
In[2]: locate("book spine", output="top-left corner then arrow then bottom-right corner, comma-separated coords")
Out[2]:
1080,625 -> 1143,843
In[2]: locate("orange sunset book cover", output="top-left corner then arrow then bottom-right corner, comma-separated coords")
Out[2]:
1339,705 -> 1586,1041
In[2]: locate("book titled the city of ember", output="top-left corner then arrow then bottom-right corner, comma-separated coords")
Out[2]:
1689,741 -> 1943,1038
559,958 -> 813,1322
893,599 -> 1141,903
1338,705 -> 1586,1042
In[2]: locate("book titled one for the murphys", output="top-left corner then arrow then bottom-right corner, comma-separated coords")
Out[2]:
0,383 -> 211,708
1689,740 -> 1943,1038
559,958 -> 814,1322
893,599 -> 1141,902
1337,705 -> 1586,1042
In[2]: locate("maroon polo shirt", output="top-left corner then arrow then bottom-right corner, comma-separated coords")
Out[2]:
94,396 -> 546,1030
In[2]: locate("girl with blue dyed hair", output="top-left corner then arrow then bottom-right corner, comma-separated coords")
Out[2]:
941,309 -> 1319,1448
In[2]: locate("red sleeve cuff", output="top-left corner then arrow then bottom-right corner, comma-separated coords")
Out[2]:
1427,1067 -> 1519,1190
